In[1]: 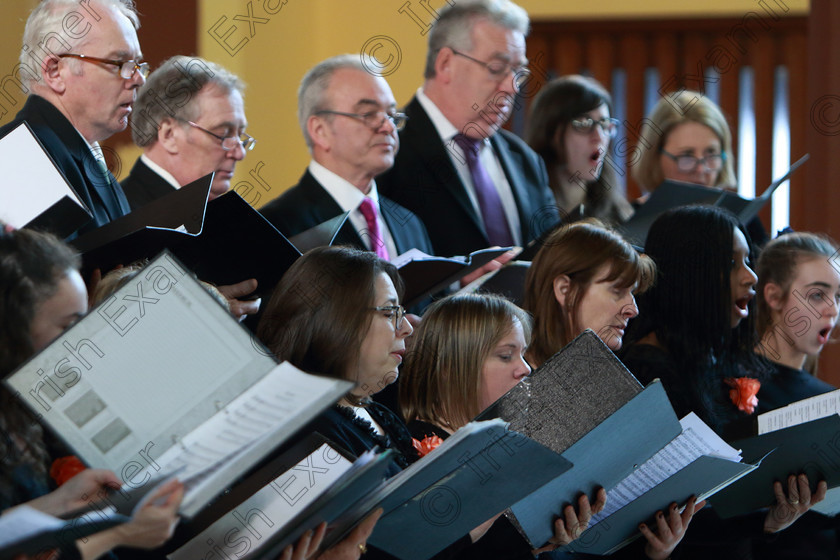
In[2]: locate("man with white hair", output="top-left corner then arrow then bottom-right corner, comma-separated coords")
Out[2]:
378,0 -> 559,257
0,0 -> 147,237
260,54 -> 433,259
123,55 -> 253,210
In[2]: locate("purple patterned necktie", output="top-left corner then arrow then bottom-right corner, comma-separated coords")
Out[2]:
453,133 -> 515,246
359,197 -> 390,260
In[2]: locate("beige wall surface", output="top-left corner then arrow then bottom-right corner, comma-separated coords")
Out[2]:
0,0 -> 808,206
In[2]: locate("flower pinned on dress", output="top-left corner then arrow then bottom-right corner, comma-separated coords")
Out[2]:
412,434 -> 443,458
725,377 -> 760,414
50,455 -> 86,486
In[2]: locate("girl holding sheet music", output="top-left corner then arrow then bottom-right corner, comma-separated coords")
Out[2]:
400,291 -> 699,559
0,225 -> 184,559
754,231 -> 839,411
619,206 -> 828,557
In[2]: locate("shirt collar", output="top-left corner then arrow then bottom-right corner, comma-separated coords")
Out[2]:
416,87 -> 491,150
309,160 -> 381,212
141,154 -> 183,189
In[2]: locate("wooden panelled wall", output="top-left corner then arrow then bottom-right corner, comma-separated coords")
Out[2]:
525,16 -> 808,228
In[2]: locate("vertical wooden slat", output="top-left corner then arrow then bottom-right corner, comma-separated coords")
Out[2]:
585,34 -> 614,86
555,33 -> 583,77
620,34 -> 648,200
682,33 -> 710,93
653,34 -> 679,97
750,33 -> 775,228
715,30 -> 741,170
784,31 -> 808,232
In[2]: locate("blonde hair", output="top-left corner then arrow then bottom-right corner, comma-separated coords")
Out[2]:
632,91 -> 736,193
400,293 -> 531,429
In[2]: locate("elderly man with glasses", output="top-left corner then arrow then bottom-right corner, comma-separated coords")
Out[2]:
377,0 -> 560,257
260,54 -> 433,262
122,55 -> 255,209
0,0 -> 147,238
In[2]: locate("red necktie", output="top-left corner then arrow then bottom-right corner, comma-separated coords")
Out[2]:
359,197 -> 390,260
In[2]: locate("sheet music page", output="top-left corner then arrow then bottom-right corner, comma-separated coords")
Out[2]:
168,443 -> 353,560
757,389 -> 840,434
0,506 -> 65,547
591,413 -> 741,521
5,252 -> 278,475
0,122 -> 86,227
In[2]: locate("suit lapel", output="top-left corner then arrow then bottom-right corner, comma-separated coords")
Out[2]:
299,170 -> 365,248
403,97 -> 485,236
491,132 -> 531,241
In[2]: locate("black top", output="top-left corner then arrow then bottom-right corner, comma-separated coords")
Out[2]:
755,360 -> 836,414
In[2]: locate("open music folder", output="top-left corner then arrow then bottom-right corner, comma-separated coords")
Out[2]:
712,388 -> 840,518
4,252 -> 352,518
477,331 -> 756,553
0,121 -> 92,238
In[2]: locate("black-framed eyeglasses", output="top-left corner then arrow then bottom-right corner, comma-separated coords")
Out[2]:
372,305 -> 406,329
315,110 -> 408,132
58,53 -> 150,80
660,149 -> 726,173
178,118 -> 255,151
570,117 -> 620,138
449,48 -> 530,90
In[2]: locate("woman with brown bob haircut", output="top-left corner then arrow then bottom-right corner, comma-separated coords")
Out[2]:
524,220 -> 655,367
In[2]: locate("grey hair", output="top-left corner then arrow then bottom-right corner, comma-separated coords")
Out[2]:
130,55 -> 245,147
298,54 -> 367,150
424,0 -> 529,79
20,0 -> 140,88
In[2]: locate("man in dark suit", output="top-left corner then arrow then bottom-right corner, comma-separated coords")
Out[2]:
260,55 -> 433,258
377,0 -> 560,257
122,56 -> 252,210
0,0 -> 146,238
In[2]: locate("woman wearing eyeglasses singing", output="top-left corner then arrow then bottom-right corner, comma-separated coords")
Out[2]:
632,90 -> 768,245
526,75 -> 634,226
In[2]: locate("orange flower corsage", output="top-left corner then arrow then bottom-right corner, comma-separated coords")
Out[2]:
725,377 -> 760,414
50,455 -> 87,486
413,435 -> 444,458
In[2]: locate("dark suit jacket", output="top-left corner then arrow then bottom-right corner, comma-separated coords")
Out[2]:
120,157 -> 177,211
0,95 -> 130,238
377,96 -> 559,257
259,168 -> 434,256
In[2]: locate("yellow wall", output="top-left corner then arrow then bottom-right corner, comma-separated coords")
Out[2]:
0,0 -> 808,207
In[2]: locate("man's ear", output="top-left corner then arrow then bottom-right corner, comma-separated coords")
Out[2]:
763,282 -> 786,312
308,114 -> 331,152
41,55 -> 66,94
434,47 -> 454,84
157,118 -> 180,154
553,275 -> 571,307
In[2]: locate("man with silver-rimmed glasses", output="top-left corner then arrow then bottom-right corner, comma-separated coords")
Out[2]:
123,55 -> 255,210
260,54 -> 433,261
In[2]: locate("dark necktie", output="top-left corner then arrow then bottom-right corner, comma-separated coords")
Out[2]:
453,133 -> 515,246
359,197 -> 390,260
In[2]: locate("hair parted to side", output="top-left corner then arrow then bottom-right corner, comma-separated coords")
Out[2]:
525,75 -> 632,224
424,0 -> 529,79
524,220 -> 654,367
632,91 -> 736,193
297,54 -> 368,150
0,224 -> 81,487
756,232 -> 839,338
131,56 -> 245,147
400,293 -> 531,429
256,246 -> 403,405
20,0 -> 140,88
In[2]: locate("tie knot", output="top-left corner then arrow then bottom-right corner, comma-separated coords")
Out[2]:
453,133 -> 481,158
358,197 -> 377,221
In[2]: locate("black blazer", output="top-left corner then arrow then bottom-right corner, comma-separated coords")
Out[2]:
377,96 -> 559,257
259,168 -> 434,256
120,157 -> 177,211
0,95 -> 130,238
